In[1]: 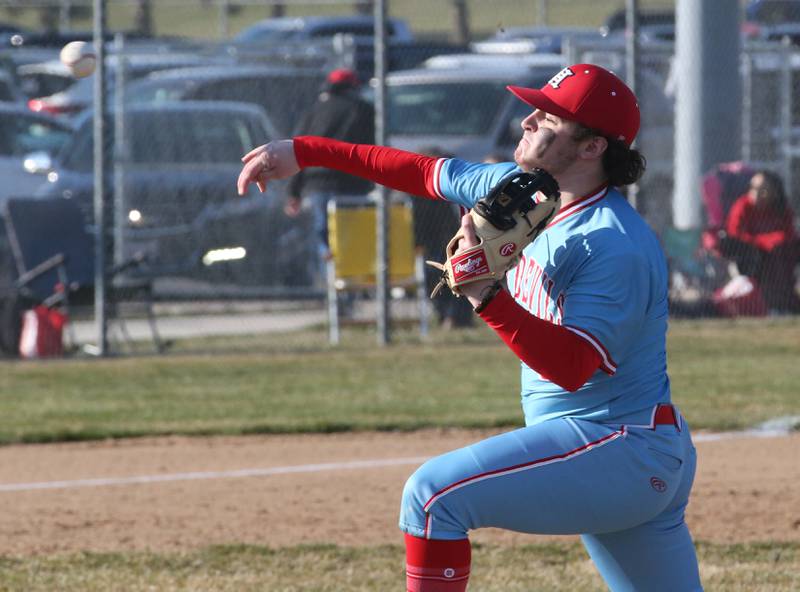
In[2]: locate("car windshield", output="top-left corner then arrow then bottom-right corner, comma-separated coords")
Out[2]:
234,25 -> 299,43
388,81 -> 509,136
125,79 -> 197,103
60,109 -> 266,172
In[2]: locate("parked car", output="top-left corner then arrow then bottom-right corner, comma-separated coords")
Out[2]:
600,8 -> 675,37
27,52 -> 234,118
0,69 -> 25,103
233,15 -> 414,44
124,64 -> 326,136
384,56 -> 565,162
746,0 -> 800,24
0,103 -> 72,205
743,0 -> 800,47
33,101 -> 314,288
16,59 -> 77,98
471,26 -> 607,55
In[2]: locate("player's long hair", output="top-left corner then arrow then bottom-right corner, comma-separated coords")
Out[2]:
573,125 -> 647,187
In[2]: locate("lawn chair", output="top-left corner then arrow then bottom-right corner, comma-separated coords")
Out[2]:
1,196 -> 165,355
326,196 -> 429,344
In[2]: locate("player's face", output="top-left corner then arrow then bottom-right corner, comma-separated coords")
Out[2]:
514,110 -> 583,175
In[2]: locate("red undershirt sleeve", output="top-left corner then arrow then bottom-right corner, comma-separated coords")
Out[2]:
293,135 -> 442,200
477,290 -> 603,392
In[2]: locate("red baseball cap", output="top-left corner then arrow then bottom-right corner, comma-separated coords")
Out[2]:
507,64 -> 640,146
327,68 -> 360,86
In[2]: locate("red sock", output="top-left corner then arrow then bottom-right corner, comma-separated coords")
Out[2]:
405,533 -> 471,592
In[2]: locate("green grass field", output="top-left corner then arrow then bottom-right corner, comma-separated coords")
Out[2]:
1,317 -> 798,444
0,317 -> 798,589
0,542 -> 797,591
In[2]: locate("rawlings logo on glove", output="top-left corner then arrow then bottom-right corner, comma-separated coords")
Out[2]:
452,252 -> 489,279
428,169 -> 561,297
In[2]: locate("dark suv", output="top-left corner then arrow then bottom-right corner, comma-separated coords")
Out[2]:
35,101 -> 315,290
125,65 -> 326,136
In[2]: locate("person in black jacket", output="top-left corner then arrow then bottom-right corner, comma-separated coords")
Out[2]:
409,146 -> 474,329
285,68 -> 375,284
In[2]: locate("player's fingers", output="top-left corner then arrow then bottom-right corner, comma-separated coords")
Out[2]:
241,151 -> 278,194
459,213 -> 479,249
236,165 -> 253,195
241,144 -> 267,163
237,159 -> 264,195
236,172 -> 249,195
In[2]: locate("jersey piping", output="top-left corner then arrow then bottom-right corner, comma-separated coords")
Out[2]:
546,184 -> 609,227
564,325 -> 617,375
431,158 -> 446,199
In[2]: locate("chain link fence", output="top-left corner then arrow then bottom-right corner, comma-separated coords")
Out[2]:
0,1 -> 799,355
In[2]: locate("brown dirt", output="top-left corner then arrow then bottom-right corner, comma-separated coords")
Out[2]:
0,429 -> 798,556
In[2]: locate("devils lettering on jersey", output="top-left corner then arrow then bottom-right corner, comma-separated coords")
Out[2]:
511,254 -> 563,324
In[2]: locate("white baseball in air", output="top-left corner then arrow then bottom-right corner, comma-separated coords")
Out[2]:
60,41 -> 97,78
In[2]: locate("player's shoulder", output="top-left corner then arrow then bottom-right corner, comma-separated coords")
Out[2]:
561,188 -> 658,255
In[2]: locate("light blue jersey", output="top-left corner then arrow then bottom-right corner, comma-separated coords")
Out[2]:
400,158 -> 702,591
436,159 -> 671,426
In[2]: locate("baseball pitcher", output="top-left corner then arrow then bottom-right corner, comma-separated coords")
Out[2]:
238,63 -> 703,592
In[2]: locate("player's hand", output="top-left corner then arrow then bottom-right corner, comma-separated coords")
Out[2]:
454,213 -> 497,306
237,139 -> 300,195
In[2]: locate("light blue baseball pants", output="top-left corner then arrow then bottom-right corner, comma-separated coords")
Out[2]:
399,413 -> 703,591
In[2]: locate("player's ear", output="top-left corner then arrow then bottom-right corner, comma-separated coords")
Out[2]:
579,135 -> 608,161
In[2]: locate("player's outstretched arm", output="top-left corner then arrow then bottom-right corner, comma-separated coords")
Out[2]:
239,135 -> 445,200
238,140 -> 300,195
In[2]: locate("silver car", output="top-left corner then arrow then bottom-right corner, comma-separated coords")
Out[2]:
385,55 -> 565,162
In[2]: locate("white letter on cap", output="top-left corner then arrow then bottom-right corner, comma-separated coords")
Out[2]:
548,67 -> 575,89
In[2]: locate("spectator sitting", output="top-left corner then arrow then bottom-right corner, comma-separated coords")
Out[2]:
717,169 -> 800,313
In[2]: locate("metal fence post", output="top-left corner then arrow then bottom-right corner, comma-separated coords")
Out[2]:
779,36 -> 793,193
741,50 -> 752,163
373,0 -> 390,345
93,0 -> 109,356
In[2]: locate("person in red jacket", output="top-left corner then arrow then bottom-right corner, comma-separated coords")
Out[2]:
719,169 -> 800,312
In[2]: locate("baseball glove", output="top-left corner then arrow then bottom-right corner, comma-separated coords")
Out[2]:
428,169 -> 561,297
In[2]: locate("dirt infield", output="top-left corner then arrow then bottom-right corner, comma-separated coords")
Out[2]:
0,429 -> 798,556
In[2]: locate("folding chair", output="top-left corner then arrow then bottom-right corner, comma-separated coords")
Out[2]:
1,196 -> 165,354
326,196 -> 429,344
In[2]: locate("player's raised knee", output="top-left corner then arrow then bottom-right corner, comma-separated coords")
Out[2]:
401,463 -> 435,511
